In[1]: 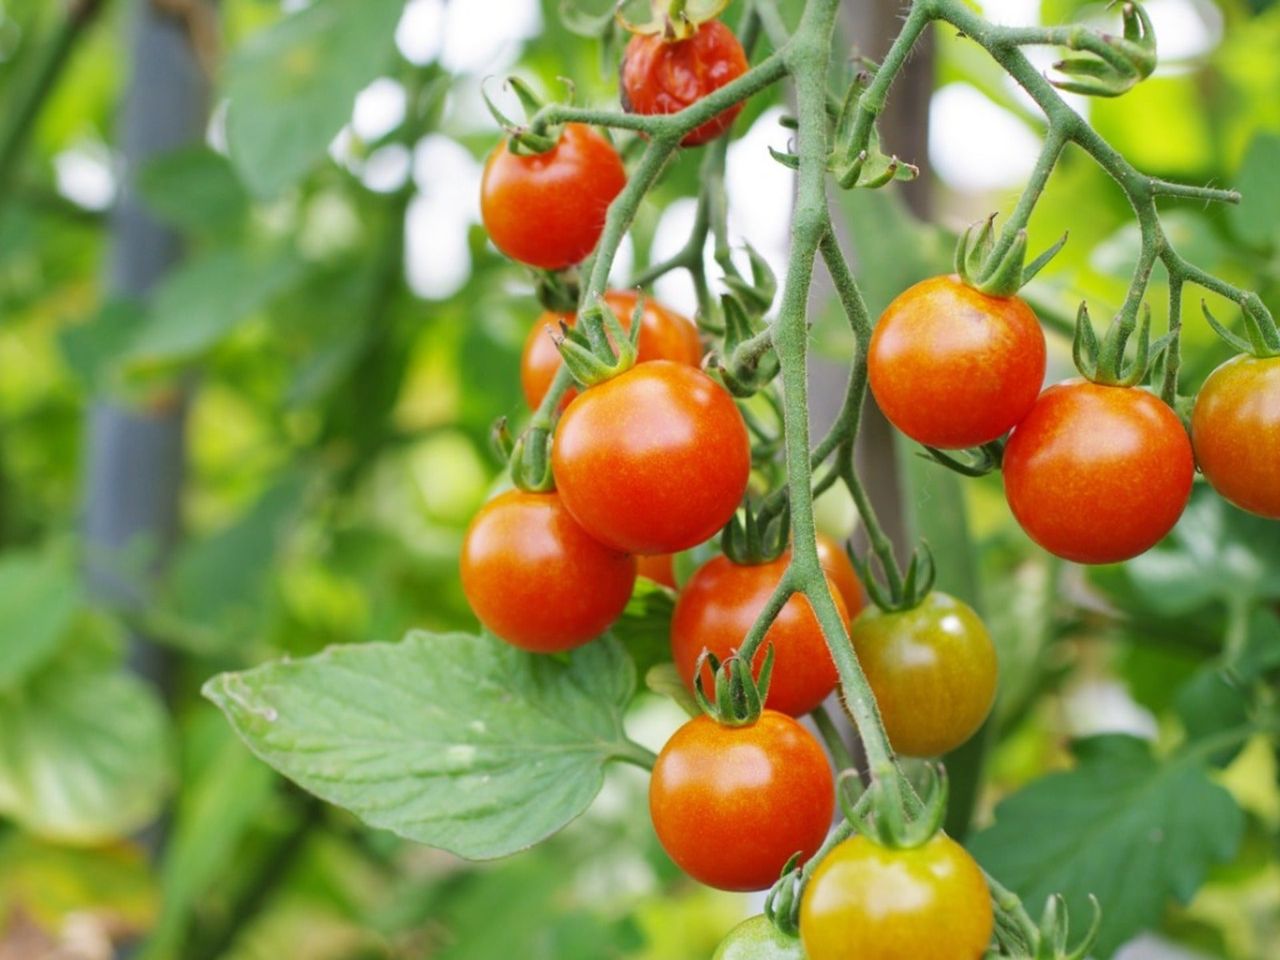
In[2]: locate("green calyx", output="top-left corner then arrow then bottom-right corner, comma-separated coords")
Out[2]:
1201,298 -> 1280,360
954,214 -> 1068,298
616,0 -> 730,40
762,853 -> 805,938
922,440 -> 1004,479
720,501 -> 789,565
555,293 -> 641,388
534,267 -> 581,314
508,425 -> 554,492
855,542 -> 935,613
692,647 -> 774,727
846,762 -> 949,851
482,75 -> 562,155
992,887 -> 1102,960
1050,2 -> 1156,98
1072,300 -> 1154,386
716,244 -> 780,397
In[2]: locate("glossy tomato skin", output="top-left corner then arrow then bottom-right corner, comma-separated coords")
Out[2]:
815,533 -> 864,621
800,834 -> 993,960
552,361 -> 751,554
460,490 -> 636,652
1191,354 -> 1280,520
480,123 -> 626,270
850,592 -> 996,757
1003,379 -> 1195,564
521,290 -> 702,410
868,275 -> 1046,449
650,712 -> 835,892
672,554 -> 846,716
637,552 -> 678,589
620,20 -> 749,147
714,916 -> 807,960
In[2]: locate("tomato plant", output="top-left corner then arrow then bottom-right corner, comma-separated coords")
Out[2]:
460,489 -> 637,652
520,290 -> 702,410
649,712 -> 834,892
480,122 -> 627,270
799,834 -> 993,960
552,361 -> 751,554
849,592 -> 996,758
1003,380 -> 1195,564
621,19 -> 750,147
868,275 -> 1045,449
713,915 -> 806,959
1191,354 -> 1280,520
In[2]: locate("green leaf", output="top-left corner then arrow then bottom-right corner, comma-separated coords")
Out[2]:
0,665 -> 174,843
222,0 -> 406,198
1228,132 -> 1280,250
0,549 -> 80,689
137,146 -> 250,238
969,734 -> 1245,957
204,631 -> 640,860
125,248 -> 305,364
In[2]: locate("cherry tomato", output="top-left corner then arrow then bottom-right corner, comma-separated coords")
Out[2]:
552,361 -> 751,554
650,711 -> 834,891
800,833 -> 993,960
1191,354 -> 1280,520
620,20 -> 750,147
849,592 -> 996,757
672,554 -> 846,717
521,290 -> 702,410
815,533 -> 864,621
1003,379 -> 1194,564
714,916 -> 807,960
868,275 -> 1046,449
480,123 -> 626,270
460,490 -> 636,653
637,552 -> 678,589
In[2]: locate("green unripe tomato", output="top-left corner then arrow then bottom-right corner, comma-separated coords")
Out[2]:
714,916 -> 808,959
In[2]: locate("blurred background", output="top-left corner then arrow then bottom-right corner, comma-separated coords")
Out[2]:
0,0 -> 1277,957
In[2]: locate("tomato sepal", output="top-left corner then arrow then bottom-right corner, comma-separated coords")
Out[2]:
762,851 -> 805,938
508,425 -> 555,493
920,440 -> 1004,478
1071,299 -> 1154,386
853,541 -> 935,613
481,77 -> 561,155
1049,2 -> 1155,98
692,646 -> 775,727
555,293 -> 642,387
721,501 -> 789,566
1201,298 -> 1280,359
616,0 -> 732,41
853,761 -> 950,851
954,214 -> 1068,298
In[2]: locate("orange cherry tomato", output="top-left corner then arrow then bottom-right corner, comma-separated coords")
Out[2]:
460,490 -> 636,652
480,123 -> 626,270
1191,354 -> 1280,519
869,275 -> 1046,449
1002,380 -> 1194,564
671,554 -> 846,717
620,20 -> 750,147
650,711 -> 835,891
637,553 -> 678,589
520,290 -> 702,410
815,533 -> 864,622
552,361 -> 751,554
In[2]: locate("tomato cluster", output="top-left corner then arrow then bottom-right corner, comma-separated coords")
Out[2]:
869,273 -> 1280,563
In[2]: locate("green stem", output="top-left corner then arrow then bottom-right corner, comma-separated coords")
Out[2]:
811,704 -> 855,772
613,739 -> 659,770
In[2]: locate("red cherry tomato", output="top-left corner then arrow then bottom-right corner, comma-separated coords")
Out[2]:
480,123 -> 626,270
849,592 -> 996,758
868,275 -> 1046,449
620,20 -> 750,147
800,834 -> 993,960
637,552 -> 678,589
1002,380 -> 1194,564
460,490 -> 636,652
815,533 -> 864,621
521,290 -> 702,410
650,711 -> 835,891
1191,354 -> 1280,520
671,554 -> 846,717
552,361 -> 751,554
